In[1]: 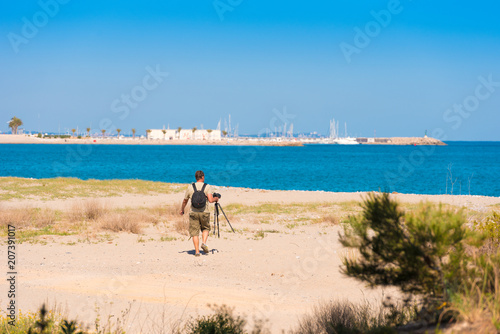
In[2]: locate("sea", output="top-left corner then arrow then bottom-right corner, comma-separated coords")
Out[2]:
0,142 -> 499,197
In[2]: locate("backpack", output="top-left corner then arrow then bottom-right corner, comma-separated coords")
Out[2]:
191,183 -> 207,209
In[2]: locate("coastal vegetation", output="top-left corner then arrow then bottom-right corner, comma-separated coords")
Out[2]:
0,178 -> 498,332
0,177 -> 183,201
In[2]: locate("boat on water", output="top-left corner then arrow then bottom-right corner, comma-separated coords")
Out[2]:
333,137 -> 359,145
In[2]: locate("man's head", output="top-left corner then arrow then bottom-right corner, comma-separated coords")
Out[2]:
195,170 -> 205,181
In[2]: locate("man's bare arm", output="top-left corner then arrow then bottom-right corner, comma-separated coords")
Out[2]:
180,198 -> 189,215
207,193 -> 219,203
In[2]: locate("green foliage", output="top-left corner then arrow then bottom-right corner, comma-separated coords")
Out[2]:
340,193 -> 477,308
474,211 -> 500,245
184,305 -> 246,334
9,116 -> 23,134
60,320 -> 84,334
38,133 -> 43,138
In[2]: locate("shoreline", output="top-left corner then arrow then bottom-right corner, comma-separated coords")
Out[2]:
0,134 -> 446,146
1,177 -> 499,209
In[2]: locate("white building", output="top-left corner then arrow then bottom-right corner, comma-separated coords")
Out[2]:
146,128 -> 221,140
147,129 -> 177,140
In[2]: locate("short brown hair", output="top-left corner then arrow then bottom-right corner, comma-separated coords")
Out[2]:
195,170 -> 204,181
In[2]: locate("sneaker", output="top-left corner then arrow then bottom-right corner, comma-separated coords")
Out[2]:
195,253 -> 201,257
201,244 -> 209,254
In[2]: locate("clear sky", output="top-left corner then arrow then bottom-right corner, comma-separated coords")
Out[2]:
1,0 -> 499,140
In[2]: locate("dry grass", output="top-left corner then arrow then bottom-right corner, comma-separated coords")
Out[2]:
99,213 -> 142,234
0,206 -> 34,228
175,217 -> 189,236
33,208 -> 56,228
321,213 -> 339,225
84,199 -> 107,220
149,204 -> 178,217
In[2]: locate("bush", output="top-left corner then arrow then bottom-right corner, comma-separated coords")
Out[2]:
474,211 -> 500,248
184,305 -> 246,334
292,299 -> 414,334
339,193 -> 481,315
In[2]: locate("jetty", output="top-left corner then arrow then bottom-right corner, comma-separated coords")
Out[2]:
356,137 -> 446,145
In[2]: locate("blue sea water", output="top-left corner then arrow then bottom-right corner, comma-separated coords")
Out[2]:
0,142 -> 499,197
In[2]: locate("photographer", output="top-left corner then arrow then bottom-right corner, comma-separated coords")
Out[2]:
180,170 -> 219,257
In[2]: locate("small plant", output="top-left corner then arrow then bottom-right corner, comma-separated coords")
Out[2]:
160,236 -> 177,241
474,211 -> 500,247
254,230 -> 265,239
184,304 -> 246,334
84,199 -> 106,221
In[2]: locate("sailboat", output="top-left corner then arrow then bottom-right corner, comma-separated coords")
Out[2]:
332,122 -> 359,145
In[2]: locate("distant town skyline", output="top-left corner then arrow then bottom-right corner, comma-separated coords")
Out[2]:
1,1 -> 499,140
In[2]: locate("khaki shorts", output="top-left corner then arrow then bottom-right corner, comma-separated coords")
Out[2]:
189,212 -> 211,237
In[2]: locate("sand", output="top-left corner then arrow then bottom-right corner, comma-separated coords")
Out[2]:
1,187 -> 499,332
0,134 -> 302,146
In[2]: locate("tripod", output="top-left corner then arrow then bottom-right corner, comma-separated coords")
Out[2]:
213,202 -> 235,238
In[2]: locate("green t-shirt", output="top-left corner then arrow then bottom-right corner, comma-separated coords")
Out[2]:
184,182 -> 212,212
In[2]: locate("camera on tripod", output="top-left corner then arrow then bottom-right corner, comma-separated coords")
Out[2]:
212,194 -> 234,237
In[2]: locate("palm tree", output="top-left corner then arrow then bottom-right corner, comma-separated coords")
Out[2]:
162,129 -> 166,140
207,129 -> 213,140
131,128 -> 136,139
192,127 -> 197,140
222,130 -> 228,138
101,129 -> 106,138
8,117 -> 23,134
177,127 -> 182,140
71,129 -> 76,137
86,127 -> 91,137
116,129 -> 121,137
146,129 -> 152,139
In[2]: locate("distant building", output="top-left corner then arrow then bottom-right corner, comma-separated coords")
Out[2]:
147,129 -> 177,140
147,129 -> 221,140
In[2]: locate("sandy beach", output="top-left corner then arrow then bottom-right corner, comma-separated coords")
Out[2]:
0,177 -> 498,332
0,134 -> 303,146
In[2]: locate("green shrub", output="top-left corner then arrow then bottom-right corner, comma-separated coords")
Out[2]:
184,305 -> 246,334
474,211 -> 500,246
339,193 -> 480,312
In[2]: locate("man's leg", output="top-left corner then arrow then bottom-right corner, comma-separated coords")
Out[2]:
192,235 -> 200,254
189,212 -> 201,255
202,229 -> 209,245
200,212 -> 211,254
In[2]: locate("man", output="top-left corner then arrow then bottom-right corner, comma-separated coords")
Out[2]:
180,170 -> 219,256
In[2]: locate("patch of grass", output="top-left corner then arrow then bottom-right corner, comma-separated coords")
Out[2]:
0,177 -> 184,201
254,230 -> 266,239
84,199 -> 107,221
263,229 -> 280,233
175,217 -> 189,236
321,213 -> 339,225
183,304 -> 269,334
286,223 -> 298,229
293,299 -> 415,334
160,236 -> 177,242
100,213 -> 142,234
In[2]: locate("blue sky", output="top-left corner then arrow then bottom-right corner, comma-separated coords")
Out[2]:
1,0 -> 499,140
